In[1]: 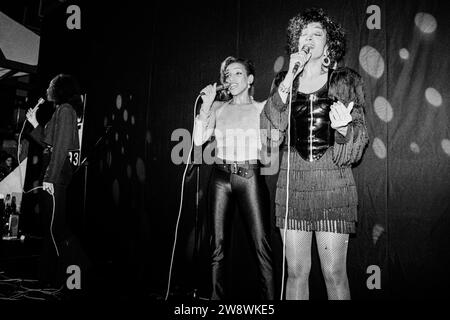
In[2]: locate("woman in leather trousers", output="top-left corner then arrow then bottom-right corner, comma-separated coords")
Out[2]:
194,57 -> 274,300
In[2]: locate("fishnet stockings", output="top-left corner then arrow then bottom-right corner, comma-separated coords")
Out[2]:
281,222 -> 350,300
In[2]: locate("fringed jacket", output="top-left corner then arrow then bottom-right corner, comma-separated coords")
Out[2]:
261,67 -> 369,167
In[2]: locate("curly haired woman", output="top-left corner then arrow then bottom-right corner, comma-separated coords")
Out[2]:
261,8 -> 369,300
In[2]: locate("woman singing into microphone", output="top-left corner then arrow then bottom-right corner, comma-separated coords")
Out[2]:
194,57 -> 274,300
26,74 -> 89,288
261,8 -> 369,300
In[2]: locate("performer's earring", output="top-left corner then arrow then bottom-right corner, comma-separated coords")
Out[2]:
322,55 -> 331,67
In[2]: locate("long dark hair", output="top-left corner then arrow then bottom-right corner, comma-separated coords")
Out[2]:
47,74 -> 83,117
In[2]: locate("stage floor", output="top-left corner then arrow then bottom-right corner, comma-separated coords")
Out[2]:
0,236 -> 167,302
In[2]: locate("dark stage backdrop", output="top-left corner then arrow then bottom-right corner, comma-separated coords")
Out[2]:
29,0 -> 450,299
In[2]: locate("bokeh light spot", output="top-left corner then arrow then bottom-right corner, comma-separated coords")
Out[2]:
441,139 -> 450,156
425,88 -> 442,107
136,158 -> 146,183
372,137 -> 387,159
273,56 -> 285,73
410,142 -> 420,154
374,96 -> 393,122
359,45 -> 384,79
399,48 -> 409,60
415,12 -> 437,34
116,94 -> 122,110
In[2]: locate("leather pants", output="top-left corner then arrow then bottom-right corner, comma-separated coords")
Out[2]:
210,166 -> 275,300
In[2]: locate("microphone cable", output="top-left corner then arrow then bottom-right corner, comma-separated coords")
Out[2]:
165,94 -> 202,301
17,113 -> 59,258
17,121 -> 27,192
22,186 -> 58,257
17,97 -> 45,190
280,77 -> 295,300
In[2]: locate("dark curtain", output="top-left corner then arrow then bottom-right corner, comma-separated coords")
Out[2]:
29,0 -> 450,299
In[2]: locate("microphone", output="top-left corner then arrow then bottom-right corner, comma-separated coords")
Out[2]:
200,83 -> 230,95
34,97 -> 46,109
25,98 -> 45,127
292,46 -> 311,75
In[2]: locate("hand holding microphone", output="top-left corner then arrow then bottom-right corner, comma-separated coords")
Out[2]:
26,97 -> 45,128
198,83 -> 230,115
277,46 -> 312,101
199,83 -> 218,112
200,82 -> 230,96
290,45 -> 312,77
282,45 -> 313,87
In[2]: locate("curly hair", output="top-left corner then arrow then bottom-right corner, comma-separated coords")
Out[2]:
286,7 -> 346,66
47,74 -> 83,117
218,56 -> 256,100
